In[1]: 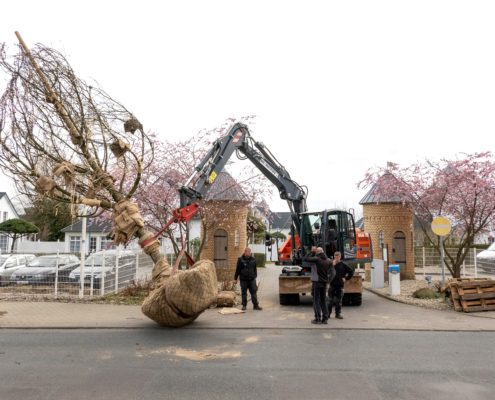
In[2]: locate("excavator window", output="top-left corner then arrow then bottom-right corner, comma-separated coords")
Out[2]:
324,217 -> 338,258
340,213 -> 357,258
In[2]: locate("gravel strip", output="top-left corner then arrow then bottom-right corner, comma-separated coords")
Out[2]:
364,280 -> 453,311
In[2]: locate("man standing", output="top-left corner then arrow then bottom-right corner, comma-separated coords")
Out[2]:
235,247 -> 262,311
328,251 -> 354,319
305,247 -> 334,324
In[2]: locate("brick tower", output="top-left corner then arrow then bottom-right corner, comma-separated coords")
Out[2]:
199,172 -> 250,282
360,174 -> 415,280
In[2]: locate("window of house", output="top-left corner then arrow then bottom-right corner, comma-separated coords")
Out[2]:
2,212 -> 7,222
0,235 -> 8,252
69,236 -> 81,253
89,237 -> 97,253
100,237 -> 114,250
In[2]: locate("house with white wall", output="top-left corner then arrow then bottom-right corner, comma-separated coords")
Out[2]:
60,217 -> 202,255
61,219 -> 116,254
0,192 -> 21,252
268,211 -> 292,238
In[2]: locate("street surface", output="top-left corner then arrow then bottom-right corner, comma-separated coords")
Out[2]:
1,264 -> 495,400
1,329 -> 494,400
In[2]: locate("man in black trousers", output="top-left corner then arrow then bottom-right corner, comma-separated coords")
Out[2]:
235,247 -> 262,311
305,246 -> 334,324
328,251 -> 354,319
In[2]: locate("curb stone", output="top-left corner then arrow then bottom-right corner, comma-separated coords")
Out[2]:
364,287 -> 495,319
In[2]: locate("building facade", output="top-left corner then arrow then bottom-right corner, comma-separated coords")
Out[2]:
198,172 -> 250,282
0,192 -> 21,252
61,219 -> 117,254
360,177 -> 415,280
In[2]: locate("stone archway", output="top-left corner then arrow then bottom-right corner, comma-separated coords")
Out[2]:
213,229 -> 228,268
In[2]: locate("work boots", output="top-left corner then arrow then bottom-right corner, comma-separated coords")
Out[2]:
254,305 -> 263,311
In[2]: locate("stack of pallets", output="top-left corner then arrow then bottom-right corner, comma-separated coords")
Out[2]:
448,278 -> 495,312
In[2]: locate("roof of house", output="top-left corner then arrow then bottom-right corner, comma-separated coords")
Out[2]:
269,211 -> 292,230
355,217 -> 364,230
61,218 -> 113,233
204,172 -> 250,202
359,173 -> 405,205
0,192 -> 20,218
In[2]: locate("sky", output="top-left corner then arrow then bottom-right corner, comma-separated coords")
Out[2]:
1,0 -> 495,216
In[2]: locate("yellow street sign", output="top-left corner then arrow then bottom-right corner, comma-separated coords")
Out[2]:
431,216 -> 451,236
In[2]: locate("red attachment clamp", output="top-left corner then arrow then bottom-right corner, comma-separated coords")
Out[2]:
173,203 -> 199,223
139,203 -> 200,250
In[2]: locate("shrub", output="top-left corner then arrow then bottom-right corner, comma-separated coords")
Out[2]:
254,253 -> 266,268
413,288 -> 441,299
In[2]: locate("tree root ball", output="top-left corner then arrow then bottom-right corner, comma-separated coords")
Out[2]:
141,259 -> 218,328
217,291 -> 236,307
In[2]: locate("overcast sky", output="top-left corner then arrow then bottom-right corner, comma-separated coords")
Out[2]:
1,0 -> 495,215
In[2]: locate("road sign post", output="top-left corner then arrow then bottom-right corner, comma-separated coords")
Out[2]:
431,216 -> 452,286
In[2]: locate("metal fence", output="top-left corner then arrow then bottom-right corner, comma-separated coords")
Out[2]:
414,246 -> 494,279
0,249 -> 162,299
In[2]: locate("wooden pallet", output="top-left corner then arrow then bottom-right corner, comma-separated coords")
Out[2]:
448,277 -> 491,283
448,279 -> 495,312
449,285 -> 463,311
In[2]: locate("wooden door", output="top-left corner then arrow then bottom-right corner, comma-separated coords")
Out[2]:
214,229 -> 228,268
392,231 -> 406,271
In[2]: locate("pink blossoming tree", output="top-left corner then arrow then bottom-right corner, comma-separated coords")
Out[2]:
359,153 -> 495,278
133,119 -> 272,260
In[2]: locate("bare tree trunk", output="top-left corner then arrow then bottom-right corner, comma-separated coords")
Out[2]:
195,221 -> 208,262
10,234 -> 17,253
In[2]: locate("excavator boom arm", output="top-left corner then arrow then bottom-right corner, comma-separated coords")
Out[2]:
179,123 -> 307,236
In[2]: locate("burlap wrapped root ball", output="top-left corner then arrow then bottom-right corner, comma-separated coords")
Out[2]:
142,259 -> 218,328
217,291 -> 236,307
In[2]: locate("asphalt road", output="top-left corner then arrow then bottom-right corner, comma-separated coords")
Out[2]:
1,329 -> 494,400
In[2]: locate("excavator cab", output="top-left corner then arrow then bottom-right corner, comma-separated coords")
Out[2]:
296,209 -> 358,262
279,209 -> 370,306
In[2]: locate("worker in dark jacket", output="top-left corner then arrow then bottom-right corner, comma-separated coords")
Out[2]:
235,247 -> 262,311
305,246 -> 335,324
328,251 -> 354,319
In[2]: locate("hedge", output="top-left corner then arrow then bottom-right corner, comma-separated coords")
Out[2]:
254,253 -> 266,268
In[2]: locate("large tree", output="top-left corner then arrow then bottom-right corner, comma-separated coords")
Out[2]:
247,213 -> 267,244
23,197 -> 72,241
359,153 -> 495,278
0,34 -> 218,327
0,218 -> 39,252
0,36 -> 157,257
